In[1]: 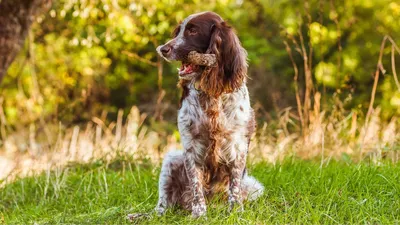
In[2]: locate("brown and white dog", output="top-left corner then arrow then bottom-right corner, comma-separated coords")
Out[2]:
155,11 -> 263,218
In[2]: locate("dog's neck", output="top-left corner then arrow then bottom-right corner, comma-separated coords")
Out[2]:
178,78 -> 202,92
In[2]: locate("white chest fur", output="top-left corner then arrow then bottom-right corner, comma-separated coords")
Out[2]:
177,84 -> 252,164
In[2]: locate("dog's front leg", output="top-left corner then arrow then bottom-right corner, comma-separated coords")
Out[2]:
184,150 -> 206,218
228,149 -> 247,212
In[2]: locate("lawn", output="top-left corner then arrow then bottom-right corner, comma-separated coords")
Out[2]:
1,158 -> 399,224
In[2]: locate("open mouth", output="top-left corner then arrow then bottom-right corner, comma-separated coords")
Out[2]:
178,62 -> 201,76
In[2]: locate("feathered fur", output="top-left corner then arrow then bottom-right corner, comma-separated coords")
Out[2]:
155,11 -> 264,218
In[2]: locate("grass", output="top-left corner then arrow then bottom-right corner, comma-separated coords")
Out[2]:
1,158 -> 400,224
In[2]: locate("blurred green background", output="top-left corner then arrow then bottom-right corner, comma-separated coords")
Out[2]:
2,0 -> 400,128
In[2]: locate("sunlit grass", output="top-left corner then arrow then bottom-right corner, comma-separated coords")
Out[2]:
1,158 -> 399,224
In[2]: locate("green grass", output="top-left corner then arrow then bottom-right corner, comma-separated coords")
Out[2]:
1,158 -> 400,224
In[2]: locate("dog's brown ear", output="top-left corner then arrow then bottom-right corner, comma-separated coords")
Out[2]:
199,23 -> 224,97
220,22 -> 248,93
200,21 -> 248,97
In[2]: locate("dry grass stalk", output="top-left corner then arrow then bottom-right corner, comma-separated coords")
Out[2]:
283,1 -> 315,136
362,35 -> 400,153
284,40 -> 304,131
0,106 -> 179,185
2,102 -> 400,186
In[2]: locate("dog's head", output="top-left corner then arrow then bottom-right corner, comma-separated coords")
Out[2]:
157,11 -> 248,97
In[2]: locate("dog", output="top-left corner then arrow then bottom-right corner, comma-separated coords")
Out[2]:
155,11 -> 264,218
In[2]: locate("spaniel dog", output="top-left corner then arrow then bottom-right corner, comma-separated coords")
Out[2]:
155,11 -> 264,218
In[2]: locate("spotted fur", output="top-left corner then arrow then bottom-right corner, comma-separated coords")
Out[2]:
155,12 -> 264,218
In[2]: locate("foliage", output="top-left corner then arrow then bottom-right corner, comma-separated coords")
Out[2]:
1,0 -> 400,128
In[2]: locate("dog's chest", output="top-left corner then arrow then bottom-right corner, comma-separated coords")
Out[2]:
177,86 -> 251,163
179,87 -> 249,128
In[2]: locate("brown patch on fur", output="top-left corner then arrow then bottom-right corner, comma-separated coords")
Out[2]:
196,92 -> 232,198
185,110 -> 230,198
200,21 -> 248,97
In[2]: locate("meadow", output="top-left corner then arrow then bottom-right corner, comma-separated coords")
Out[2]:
2,158 -> 400,224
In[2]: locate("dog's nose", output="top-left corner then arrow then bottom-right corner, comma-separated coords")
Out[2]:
160,45 -> 171,56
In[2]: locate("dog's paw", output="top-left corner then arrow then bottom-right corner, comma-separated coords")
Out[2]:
155,206 -> 166,216
191,203 -> 207,218
228,200 -> 244,213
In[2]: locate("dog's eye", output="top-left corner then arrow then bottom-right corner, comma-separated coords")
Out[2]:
188,27 -> 198,35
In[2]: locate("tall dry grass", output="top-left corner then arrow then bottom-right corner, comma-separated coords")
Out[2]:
1,98 -> 400,185
0,106 -> 180,184
251,96 -> 400,165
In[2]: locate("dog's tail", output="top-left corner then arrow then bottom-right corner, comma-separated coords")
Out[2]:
241,175 -> 264,201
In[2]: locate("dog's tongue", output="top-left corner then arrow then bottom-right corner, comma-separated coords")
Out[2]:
178,63 -> 195,76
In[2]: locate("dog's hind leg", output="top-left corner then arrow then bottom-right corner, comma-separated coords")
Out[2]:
155,150 -> 185,215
